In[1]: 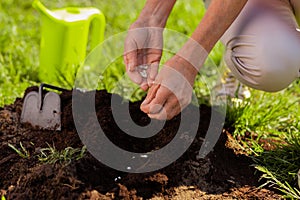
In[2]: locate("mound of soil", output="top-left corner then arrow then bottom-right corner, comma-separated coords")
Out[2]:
0,87 -> 281,199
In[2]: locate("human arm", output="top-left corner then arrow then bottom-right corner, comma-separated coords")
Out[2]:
136,0 -> 176,28
141,0 -> 248,120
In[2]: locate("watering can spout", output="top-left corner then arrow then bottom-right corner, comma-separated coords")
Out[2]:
32,0 -> 53,19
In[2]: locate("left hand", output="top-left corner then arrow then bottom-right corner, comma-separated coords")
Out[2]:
140,55 -> 198,120
124,23 -> 163,91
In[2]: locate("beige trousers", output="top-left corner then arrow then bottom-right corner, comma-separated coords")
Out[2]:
206,0 -> 300,92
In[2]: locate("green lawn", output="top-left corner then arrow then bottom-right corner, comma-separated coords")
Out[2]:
1,0 -> 300,198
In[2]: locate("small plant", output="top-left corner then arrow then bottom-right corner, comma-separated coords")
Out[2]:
256,165 -> 300,199
8,142 -> 30,159
253,131 -> 300,197
37,144 -> 86,165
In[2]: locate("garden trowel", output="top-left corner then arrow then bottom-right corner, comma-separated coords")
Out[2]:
20,83 -> 67,131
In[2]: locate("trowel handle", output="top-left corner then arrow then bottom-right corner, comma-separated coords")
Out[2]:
89,12 -> 106,50
40,83 -> 68,92
38,83 -> 68,110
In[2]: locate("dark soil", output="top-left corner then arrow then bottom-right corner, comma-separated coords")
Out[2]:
0,86 -> 282,199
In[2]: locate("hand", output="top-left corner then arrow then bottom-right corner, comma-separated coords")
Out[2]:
124,21 -> 163,91
140,55 -> 199,120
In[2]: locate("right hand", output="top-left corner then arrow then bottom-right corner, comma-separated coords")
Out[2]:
124,20 -> 163,91
140,54 -> 198,120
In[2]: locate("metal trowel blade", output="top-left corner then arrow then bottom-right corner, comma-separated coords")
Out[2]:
20,91 -> 61,130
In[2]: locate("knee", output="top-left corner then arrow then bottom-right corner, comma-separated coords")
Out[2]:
225,32 -> 300,92
258,36 -> 300,92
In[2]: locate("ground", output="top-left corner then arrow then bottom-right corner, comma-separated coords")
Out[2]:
0,87 -> 282,199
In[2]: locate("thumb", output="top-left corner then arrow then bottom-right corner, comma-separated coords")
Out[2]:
124,51 -> 138,72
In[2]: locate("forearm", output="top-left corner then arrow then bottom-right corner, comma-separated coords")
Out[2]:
193,0 -> 247,51
136,0 -> 176,27
178,0 -> 247,70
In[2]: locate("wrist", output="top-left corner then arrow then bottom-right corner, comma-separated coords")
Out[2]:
132,16 -> 167,28
137,0 -> 176,28
165,55 -> 199,87
176,39 -> 208,72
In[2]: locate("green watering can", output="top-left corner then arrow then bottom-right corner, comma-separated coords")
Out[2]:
32,0 -> 105,86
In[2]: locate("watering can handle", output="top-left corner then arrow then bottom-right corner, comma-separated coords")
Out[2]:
89,12 -> 106,50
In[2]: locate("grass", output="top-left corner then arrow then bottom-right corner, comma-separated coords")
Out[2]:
225,84 -> 300,198
1,0 -> 300,198
37,143 -> 86,165
256,165 -> 300,199
8,142 -> 31,159
253,128 -> 300,199
8,141 -> 86,165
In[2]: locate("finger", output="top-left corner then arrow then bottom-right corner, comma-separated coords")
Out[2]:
141,86 -> 169,114
148,62 -> 159,87
141,83 -> 160,107
133,50 -> 148,89
148,104 -> 164,116
136,48 -> 143,66
127,70 -> 143,85
148,95 -> 180,120
145,48 -> 161,86
165,97 -> 181,119
140,77 -> 148,91
140,82 -> 149,91
148,106 -> 167,120
124,51 -> 138,72
145,48 -> 162,63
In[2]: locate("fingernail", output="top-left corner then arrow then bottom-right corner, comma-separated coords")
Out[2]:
148,80 -> 155,87
140,102 -> 149,114
141,83 -> 148,91
142,98 -> 149,105
149,104 -> 163,114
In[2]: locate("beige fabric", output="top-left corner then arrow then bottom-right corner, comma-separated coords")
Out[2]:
206,0 -> 300,92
